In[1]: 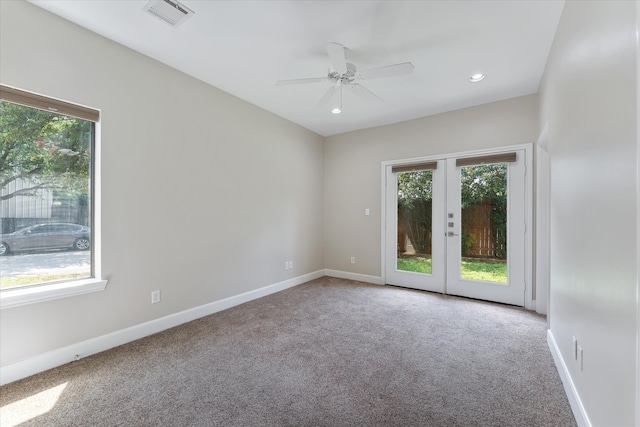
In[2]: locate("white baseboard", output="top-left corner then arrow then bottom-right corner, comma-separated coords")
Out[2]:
547,329 -> 591,427
0,270 -> 324,386
324,269 -> 384,285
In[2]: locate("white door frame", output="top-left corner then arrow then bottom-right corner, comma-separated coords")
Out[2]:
535,124 -> 550,316
380,143 -> 534,310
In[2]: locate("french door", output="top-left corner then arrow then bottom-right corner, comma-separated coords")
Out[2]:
384,149 -> 527,306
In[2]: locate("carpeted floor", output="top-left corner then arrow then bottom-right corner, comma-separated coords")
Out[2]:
1,277 -> 576,426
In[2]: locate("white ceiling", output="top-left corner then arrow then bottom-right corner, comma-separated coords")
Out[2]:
29,0 -> 565,137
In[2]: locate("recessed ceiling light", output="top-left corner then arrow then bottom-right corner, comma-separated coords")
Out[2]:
470,73 -> 485,83
331,108 -> 342,115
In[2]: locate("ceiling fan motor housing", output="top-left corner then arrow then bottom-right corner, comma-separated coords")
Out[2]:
328,63 -> 357,84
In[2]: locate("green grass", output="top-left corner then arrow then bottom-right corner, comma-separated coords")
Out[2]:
460,258 -> 507,283
0,273 -> 88,289
397,255 -> 507,283
398,255 -> 432,274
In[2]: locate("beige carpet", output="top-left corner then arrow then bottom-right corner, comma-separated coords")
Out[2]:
1,277 -> 576,426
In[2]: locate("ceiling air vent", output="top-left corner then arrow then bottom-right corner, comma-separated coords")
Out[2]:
143,0 -> 194,28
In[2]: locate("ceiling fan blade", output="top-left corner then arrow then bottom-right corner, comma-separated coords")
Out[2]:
359,62 -> 415,80
350,83 -> 383,104
314,86 -> 338,111
327,42 -> 347,73
275,77 -> 327,86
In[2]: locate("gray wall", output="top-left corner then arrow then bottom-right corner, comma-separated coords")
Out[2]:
324,95 -> 539,277
539,1 -> 638,425
0,0 -> 325,366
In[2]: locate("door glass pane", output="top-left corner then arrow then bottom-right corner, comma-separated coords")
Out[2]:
397,170 -> 433,274
459,163 -> 507,283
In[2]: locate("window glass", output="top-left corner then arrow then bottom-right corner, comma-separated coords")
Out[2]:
396,170 -> 433,275
459,163 -> 508,283
0,99 -> 94,290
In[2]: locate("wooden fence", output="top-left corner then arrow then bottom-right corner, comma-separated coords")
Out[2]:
397,199 -> 504,259
462,201 -> 500,258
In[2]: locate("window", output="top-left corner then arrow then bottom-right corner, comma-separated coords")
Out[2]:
0,85 -> 105,308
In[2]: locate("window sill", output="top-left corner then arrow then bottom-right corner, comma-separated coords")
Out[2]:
0,278 -> 108,310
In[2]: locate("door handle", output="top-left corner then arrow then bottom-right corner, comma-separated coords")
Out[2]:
447,231 -> 459,237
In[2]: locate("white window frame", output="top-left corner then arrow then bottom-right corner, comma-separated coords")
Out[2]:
0,86 -> 107,309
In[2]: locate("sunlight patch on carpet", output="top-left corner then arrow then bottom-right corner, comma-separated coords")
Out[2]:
0,382 -> 68,426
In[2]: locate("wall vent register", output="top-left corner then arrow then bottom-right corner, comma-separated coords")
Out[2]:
143,0 -> 194,28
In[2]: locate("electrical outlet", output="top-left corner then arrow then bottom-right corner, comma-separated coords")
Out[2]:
578,345 -> 584,371
151,290 -> 160,304
350,256 -> 355,264
290,260 -> 293,269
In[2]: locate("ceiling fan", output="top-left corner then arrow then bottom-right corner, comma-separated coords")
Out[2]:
275,42 -> 414,114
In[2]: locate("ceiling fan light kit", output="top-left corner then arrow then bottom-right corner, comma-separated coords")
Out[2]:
276,42 -> 414,114
331,85 -> 343,115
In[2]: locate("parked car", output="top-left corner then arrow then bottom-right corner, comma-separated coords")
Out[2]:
0,223 -> 90,256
